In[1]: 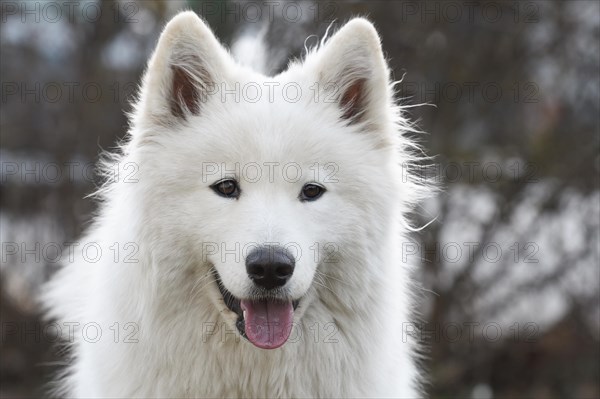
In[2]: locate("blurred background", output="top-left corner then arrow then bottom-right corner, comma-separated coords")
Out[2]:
1,0 -> 599,397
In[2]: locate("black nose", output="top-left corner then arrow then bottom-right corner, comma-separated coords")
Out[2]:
245,246 -> 295,290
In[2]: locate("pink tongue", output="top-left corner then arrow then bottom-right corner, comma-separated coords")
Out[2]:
240,299 -> 294,349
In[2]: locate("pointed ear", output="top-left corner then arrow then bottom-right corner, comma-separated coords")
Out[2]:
137,12 -> 230,123
310,18 -> 392,130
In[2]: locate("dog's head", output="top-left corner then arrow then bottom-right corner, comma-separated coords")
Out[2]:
125,12 -> 422,349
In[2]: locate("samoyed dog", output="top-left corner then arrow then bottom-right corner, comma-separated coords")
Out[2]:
43,11 -> 429,397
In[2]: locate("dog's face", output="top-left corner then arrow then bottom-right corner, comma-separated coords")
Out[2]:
129,12 -> 412,349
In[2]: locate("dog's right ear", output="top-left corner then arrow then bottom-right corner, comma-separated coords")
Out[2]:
136,12 -> 230,124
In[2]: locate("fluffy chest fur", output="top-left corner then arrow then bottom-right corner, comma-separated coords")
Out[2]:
51,248 -> 417,397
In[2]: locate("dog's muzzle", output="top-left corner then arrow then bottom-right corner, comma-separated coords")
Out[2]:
215,246 -> 300,349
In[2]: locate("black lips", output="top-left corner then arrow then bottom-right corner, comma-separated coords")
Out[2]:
213,270 -> 300,339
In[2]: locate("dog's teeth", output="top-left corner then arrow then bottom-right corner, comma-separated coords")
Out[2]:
243,310 -> 247,319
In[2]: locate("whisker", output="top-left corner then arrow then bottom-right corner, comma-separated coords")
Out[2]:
315,270 -> 349,286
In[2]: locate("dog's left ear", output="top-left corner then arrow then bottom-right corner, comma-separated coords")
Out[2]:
309,18 -> 393,133
135,11 -> 232,125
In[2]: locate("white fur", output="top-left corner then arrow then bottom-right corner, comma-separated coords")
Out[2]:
42,12 -> 429,397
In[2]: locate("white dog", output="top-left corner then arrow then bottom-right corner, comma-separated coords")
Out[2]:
43,11 -> 430,397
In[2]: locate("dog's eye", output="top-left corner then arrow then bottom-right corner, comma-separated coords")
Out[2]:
211,179 -> 240,199
300,183 -> 326,201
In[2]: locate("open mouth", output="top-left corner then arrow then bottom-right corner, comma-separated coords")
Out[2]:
215,272 -> 300,349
